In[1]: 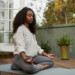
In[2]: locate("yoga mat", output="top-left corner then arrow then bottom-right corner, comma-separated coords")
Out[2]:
0,64 -> 75,75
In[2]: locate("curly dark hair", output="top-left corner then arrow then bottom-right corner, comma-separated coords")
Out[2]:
13,7 -> 36,35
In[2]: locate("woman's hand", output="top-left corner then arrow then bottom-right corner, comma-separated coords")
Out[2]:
24,57 -> 35,64
47,54 -> 56,59
20,52 -> 35,64
42,52 -> 56,59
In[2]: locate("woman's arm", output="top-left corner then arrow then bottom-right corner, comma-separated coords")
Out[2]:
42,51 -> 48,57
34,35 -> 55,59
20,51 -> 27,60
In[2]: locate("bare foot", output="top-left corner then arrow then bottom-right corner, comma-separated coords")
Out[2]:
37,64 -> 49,70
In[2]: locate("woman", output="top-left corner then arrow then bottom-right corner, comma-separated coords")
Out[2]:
11,7 -> 55,74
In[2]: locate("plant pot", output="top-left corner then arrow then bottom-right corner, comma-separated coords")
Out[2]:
60,46 -> 69,60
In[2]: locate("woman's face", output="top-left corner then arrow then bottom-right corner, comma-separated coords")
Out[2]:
26,10 -> 33,24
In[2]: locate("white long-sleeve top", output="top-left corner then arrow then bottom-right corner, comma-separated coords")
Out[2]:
13,24 -> 44,57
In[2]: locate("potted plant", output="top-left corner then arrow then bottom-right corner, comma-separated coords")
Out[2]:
56,35 -> 73,60
40,41 -> 52,54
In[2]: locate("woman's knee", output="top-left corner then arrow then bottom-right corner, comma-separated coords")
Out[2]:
24,64 -> 41,74
24,65 -> 36,74
49,59 -> 55,67
11,62 -> 21,70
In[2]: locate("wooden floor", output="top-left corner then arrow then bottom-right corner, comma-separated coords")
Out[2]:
54,58 -> 75,69
0,57 -> 75,75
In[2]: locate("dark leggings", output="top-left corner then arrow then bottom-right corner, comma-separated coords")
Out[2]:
11,54 -> 54,74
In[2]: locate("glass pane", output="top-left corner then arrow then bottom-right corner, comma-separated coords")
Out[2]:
0,9 -> 9,19
4,32 -> 9,43
3,32 -> 13,43
0,9 -> 4,19
9,20 -> 13,31
9,9 -> 13,19
9,9 -> 19,19
0,0 -> 5,8
0,0 -> 8,8
9,32 -> 13,43
0,21 -> 4,31
0,33 -> 4,43
9,21 -> 13,43
9,0 -> 13,8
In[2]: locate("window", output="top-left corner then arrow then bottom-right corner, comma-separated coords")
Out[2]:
0,0 -> 47,43
0,0 -> 20,43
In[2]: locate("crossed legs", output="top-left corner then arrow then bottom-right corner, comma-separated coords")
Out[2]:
11,54 -> 54,74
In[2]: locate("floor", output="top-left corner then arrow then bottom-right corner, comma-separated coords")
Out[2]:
0,57 -> 75,75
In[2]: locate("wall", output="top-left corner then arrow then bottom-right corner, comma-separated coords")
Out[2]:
36,24 -> 75,58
